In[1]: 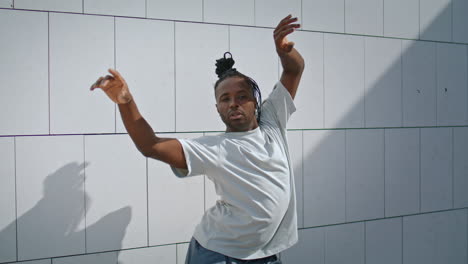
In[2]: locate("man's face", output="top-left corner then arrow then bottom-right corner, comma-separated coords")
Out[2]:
215,76 -> 259,132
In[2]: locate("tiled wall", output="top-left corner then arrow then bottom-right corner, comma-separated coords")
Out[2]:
1,1 -> 467,263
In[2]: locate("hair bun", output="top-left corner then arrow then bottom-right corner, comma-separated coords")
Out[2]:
215,52 -> 236,78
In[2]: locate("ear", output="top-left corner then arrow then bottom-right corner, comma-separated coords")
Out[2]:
215,103 -> 220,114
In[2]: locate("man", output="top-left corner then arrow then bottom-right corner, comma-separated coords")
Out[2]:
91,14 -> 304,264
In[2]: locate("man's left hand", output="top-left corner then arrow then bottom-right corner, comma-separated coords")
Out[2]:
274,15 -> 301,56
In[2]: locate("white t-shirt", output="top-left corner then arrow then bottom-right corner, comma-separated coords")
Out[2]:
172,81 -> 298,260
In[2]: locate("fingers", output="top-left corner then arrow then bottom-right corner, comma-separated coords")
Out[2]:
108,68 -> 126,84
274,15 -> 300,35
274,24 -> 298,42
90,67 -> 127,93
90,75 -> 114,91
274,14 -> 300,52
90,77 -> 103,91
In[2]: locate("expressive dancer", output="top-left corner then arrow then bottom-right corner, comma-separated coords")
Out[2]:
91,14 -> 304,264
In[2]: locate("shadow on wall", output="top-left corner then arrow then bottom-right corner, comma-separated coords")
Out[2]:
283,1 -> 467,263
0,162 -> 132,263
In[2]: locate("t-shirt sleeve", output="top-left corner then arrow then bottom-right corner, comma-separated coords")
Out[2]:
171,136 -> 219,178
260,81 -> 296,129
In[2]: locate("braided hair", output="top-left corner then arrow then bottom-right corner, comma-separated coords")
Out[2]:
214,52 -> 262,122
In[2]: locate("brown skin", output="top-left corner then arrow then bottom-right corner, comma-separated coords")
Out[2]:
215,77 -> 259,132
90,14 -> 304,170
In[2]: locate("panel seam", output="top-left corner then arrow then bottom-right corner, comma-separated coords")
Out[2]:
383,129 -> 386,217
14,137 -> 18,262
202,0 -> 204,22
401,40 -> 404,126
435,44 -> 438,126
401,217 -> 404,264
364,221 -> 367,264
452,127 -> 455,209
382,0 -> 385,36
114,17 -> 117,133
419,128 -> 422,212
48,12 -> 51,135
345,130 -> 348,221
83,135 -> 87,253
418,0 -> 421,39
363,38 -> 366,128
146,158 -> 150,246
174,22 -> 177,132
301,130 -> 305,227
323,34 -> 326,128
451,0 -> 453,42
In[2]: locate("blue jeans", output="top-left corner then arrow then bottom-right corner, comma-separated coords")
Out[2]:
185,237 -> 282,264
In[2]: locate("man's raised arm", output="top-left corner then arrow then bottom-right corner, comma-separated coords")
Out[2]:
274,15 -> 305,99
90,69 -> 187,169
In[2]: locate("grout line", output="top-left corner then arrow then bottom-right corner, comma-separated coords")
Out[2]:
401,217 -> 404,264
82,0 -> 84,14
435,43 -> 438,126
145,0 -> 147,18
3,7 -> 467,45
83,135 -> 87,253
451,0 -> 453,42
363,37 -> 366,128
418,0 -> 421,40
364,222 -> 366,264
173,22 -> 177,132
344,130 -> 348,221
1,125 -> 467,139
146,158 -> 149,246
419,128 -> 422,213
401,40 -> 404,127
14,137 -> 18,262
323,226 -> 327,264
48,12 -> 51,135
300,0 -> 303,29
323,34 -> 325,128
253,0 -> 256,26
382,0 -> 385,36
452,127 -> 455,209
201,0 -> 204,22
383,129 -> 386,217
114,17 -> 117,133
38,242 -> 197,263
301,130 -> 305,227
297,206 -> 468,230
343,0 -> 346,33
175,243 -> 178,264
12,0 -> 14,8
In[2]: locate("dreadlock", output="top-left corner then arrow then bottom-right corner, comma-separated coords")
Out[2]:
214,52 -> 262,122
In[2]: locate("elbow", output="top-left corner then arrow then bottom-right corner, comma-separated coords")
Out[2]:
297,55 -> 305,73
139,147 -> 154,158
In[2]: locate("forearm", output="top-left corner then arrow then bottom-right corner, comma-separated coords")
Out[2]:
118,100 -> 160,157
279,47 -> 304,75
279,47 -> 305,99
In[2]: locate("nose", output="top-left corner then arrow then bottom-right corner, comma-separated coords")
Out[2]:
228,98 -> 240,108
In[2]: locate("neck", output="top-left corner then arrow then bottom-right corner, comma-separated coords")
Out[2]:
226,123 -> 259,133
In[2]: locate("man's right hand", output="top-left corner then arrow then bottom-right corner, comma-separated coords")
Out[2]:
91,68 -> 133,105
